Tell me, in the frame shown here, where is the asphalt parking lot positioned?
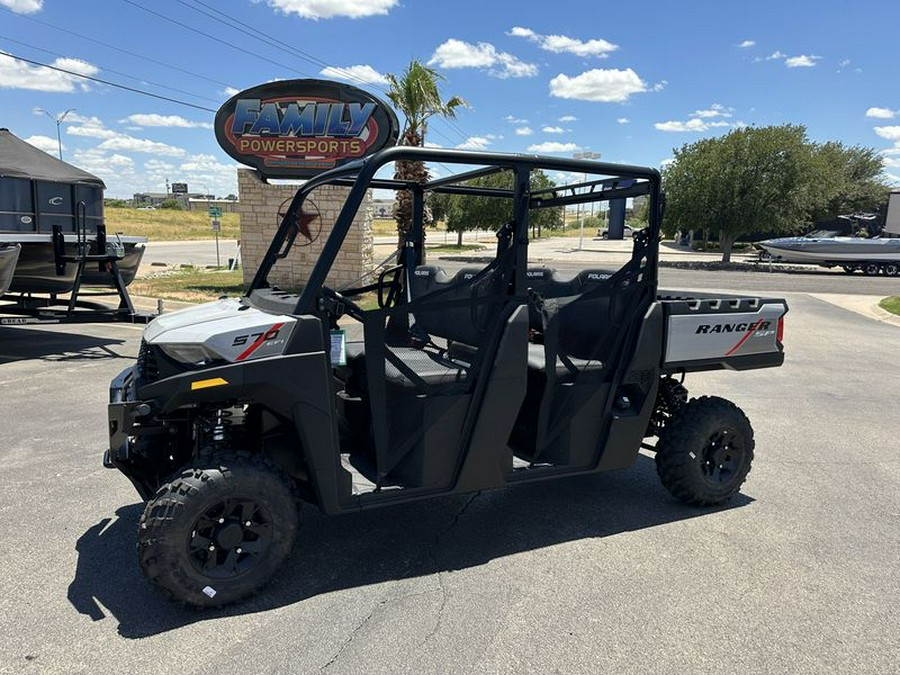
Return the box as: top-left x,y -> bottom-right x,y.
1,290 -> 898,674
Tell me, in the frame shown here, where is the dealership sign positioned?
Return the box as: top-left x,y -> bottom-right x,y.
214,79 -> 399,179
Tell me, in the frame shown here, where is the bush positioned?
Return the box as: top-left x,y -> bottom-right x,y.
158,199 -> 183,210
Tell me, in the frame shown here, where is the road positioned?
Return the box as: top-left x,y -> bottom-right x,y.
141,239 -> 239,268
0,290 -> 897,674
139,237 -> 900,296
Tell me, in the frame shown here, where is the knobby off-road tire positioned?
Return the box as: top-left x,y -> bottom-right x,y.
138,452 -> 300,607
655,396 -> 754,506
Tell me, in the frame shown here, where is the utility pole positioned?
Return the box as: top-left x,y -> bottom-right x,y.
35,107 -> 75,160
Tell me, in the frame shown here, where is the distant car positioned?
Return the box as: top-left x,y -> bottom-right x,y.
597,225 -> 634,239
136,206 -> 157,211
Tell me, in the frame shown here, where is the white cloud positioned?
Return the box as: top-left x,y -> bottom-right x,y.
527,141 -> 580,153
617,117 -> 629,124
72,149 -> 137,186
882,156 -> 900,169
265,0 -> 397,19
542,125 -> 565,134
0,52 -> 98,92
504,115 -> 528,123
222,86 -> 241,97
121,114 -> 213,129
515,126 -> 533,136
66,117 -> 119,139
455,136 -> 491,150
549,68 -> 650,103
145,159 -> 176,173
654,118 -> 732,132
319,64 -> 388,85
24,135 -> 61,154
866,107 -> 897,119
757,51 -> 820,68
429,39 -> 537,78
738,40 -> 756,48
98,135 -> 187,157
691,103 -> 733,118
785,54 -> 820,68
874,126 -> 900,142
558,115 -> 577,122
509,26 -> 618,58
0,0 -> 42,14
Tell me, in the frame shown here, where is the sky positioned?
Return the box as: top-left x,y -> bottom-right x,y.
1,0 -> 899,198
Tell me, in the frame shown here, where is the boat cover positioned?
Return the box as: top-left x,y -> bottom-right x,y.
0,128 -> 104,187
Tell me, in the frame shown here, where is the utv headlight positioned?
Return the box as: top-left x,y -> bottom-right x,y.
157,343 -> 220,366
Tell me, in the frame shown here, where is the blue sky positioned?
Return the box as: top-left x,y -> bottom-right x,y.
1,0 -> 899,197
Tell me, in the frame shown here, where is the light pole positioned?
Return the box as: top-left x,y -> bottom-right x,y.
34,108 -> 75,160
573,151 -> 601,250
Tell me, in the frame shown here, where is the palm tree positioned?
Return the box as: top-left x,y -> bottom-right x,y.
385,60 -> 466,246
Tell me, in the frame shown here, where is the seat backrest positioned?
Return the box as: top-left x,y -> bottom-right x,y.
536,268 -> 621,360
409,266 -> 500,346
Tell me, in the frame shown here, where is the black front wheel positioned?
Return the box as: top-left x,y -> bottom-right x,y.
655,396 -> 754,506
138,452 -> 300,607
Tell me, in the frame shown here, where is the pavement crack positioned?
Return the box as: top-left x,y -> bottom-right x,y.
421,491 -> 481,644
319,599 -> 386,673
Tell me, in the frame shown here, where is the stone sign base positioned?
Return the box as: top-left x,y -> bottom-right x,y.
236,168 -> 373,290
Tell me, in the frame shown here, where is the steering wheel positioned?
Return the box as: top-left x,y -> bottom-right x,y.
321,286 -> 366,321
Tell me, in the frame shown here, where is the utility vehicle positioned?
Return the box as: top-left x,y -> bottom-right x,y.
104,148 -> 787,607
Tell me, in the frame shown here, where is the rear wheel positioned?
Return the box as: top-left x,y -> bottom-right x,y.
862,263 -> 881,276
655,396 -> 754,506
841,265 -> 857,274
138,452 -> 300,607
882,263 -> 899,277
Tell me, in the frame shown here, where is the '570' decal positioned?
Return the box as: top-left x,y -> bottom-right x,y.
231,326 -> 282,347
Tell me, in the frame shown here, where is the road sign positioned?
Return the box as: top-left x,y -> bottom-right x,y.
211,219 -> 221,232
208,206 -> 222,218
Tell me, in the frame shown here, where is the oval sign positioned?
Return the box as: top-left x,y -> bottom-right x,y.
215,79 -> 399,179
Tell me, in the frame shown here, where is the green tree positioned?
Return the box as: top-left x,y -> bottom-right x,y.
385,60 -> 466,246
807,142 -> 890,224
158,199 -> 183,210
663,125 -> 817,262
442,170 -> 562,246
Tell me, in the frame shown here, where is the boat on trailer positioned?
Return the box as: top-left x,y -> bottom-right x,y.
756,236 -> 900,275
757,196 -> 900,276
0,128 -> 146,315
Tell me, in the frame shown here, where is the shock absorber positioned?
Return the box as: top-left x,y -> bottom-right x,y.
197,408 -> 234,451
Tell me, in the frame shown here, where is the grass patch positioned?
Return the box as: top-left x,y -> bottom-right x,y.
426,243 -> 487,254
879,296 -> 900,316
105,207 -> 241,241
130,268 -> 245,303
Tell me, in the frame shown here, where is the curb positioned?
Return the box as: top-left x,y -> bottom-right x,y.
809,293 -> 900,328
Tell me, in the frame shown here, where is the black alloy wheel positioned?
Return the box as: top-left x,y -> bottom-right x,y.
655,396 -> 755,506
138,452 -> 299,607
188,497 -> 274,580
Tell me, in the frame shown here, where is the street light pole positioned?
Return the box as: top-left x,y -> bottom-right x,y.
573,151 -> 601,250
35,108 -> 75,160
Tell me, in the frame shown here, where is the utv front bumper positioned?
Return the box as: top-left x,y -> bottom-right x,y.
104,365 -> 157,497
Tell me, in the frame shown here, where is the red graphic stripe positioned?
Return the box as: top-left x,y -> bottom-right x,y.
235,323 -> 284,362
724,320 -> 763,357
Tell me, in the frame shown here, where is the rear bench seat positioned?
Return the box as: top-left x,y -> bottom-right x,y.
342,264 -> 616,390
524,267 -> 614,380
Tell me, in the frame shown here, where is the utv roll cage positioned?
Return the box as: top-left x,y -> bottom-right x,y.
248,146 -> 662,313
